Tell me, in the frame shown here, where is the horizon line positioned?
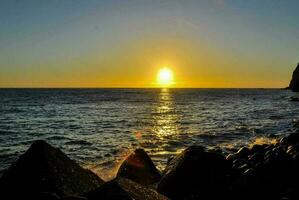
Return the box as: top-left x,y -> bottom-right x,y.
0,87 -> 285,90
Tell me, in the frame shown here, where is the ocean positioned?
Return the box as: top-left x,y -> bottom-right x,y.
0,88 -> 298,180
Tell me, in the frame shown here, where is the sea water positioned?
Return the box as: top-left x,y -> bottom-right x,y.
0,88 -> 298,179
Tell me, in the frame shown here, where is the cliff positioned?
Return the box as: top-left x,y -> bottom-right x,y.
289,63 -> 299,92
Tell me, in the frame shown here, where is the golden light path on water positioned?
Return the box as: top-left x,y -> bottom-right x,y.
142,88 -> 183,170
89,88 -> 182,181
153,88 -> 178,138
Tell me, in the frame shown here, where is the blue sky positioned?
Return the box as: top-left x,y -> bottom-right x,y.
0,0 -> 298,87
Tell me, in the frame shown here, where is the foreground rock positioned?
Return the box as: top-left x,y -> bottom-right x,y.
86,179 -> 133,200
117,149 -> 161,186
156,134 -> 299,200
158,146 -> 232,200
117,178 -> 168,200
0,140 -> 104,199
86,177 -> 168,200
3,133 -> 299,200
227,133 -> 299,200
289,63 -> 299,92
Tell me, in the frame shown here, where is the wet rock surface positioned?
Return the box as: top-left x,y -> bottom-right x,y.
86,179 -> 133,200
3,134 -> 299,199
116,177 -> 168,200
155,133 -> 299,200
117,148 -> 161,186
225,133 -> 299,200
86,177 -> 168,200
157,145 -> 232,200
0,140 -> 104,199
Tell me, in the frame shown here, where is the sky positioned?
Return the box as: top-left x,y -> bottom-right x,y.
0,0 -> 299,88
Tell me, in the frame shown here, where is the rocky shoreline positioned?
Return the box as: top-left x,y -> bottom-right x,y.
1,132 -> 299,200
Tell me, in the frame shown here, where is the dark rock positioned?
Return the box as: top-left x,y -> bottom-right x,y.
286,145 -> 299,156
0,140 -> 104,199
238,164 -> 249,173
250,144 -> 265,154
264,148 -> 292,181
116,178 -> 169,200
37,192 -> 61,200
248,152 -> 264,166
265,144 -> 275,151
207,147 -> 223,154
86,178 -> 168,200
230,144 -> 295,200
166,156 -> 174,165
243,168 -> 256,177
235,147 -> 250,159
280,133 -> 299,146
283,187 -> 299,200
61,196 -> 87,200
289,63 -> 299,92
226,153 -> 236,161
157,146 -> 231,200
230,167 -> 262,200
117,149 -> 161,186
232,158 -> 247,169
86,180 -> 133,200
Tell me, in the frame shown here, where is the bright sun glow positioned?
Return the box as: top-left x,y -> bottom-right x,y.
157,67 -> 174,87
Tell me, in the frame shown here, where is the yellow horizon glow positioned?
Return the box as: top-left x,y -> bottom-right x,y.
0,35 -> 290,89
157,67 -> 174,87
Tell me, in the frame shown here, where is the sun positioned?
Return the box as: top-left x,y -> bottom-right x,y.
157,67 -> 174,87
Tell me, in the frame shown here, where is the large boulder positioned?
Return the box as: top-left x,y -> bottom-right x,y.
0,140 -> 104,199
280,133 -> 299,146
117,178 -> 168,200
86,180 -> 133,200
117,149 -> 161,186
157,146 -> 232,200
86,178 -> 168,200
289,63 -> 299,92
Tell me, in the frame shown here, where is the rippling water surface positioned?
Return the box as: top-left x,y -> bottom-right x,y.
0,89 -> 298,179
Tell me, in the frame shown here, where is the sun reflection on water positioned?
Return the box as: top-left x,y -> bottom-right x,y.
153,88 -> 179,138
